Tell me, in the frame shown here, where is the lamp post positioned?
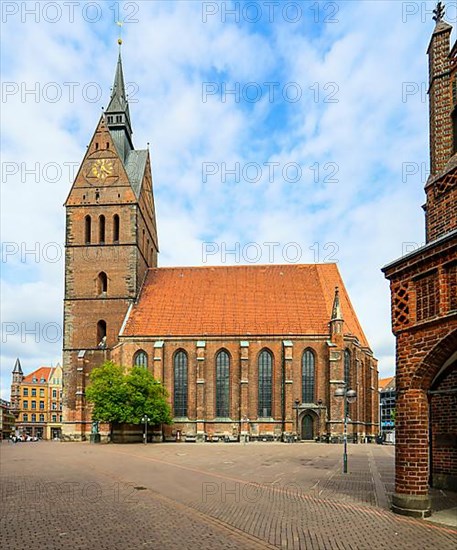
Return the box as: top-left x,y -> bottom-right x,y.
294,398 -> 300,441
141,415 -> 151,445
334,387 -> 357,473
242,415 -> 249,444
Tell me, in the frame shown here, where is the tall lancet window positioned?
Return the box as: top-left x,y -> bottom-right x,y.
84,215 -> 91,244
174,351 -> 188,418
215,350 -> 230,417
113,214 -> 120,243
302,350 -> 315,403
99,215 -> 106,244
258,350 -> 273,417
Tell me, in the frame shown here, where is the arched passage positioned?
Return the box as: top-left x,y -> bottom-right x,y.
393,328 -> 457,516
429,349 -> 457,491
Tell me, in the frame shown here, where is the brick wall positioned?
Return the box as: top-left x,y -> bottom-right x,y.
425,182 -> 457,242
112,336 -> 377,439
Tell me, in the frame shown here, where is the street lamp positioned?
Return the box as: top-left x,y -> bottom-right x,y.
242,415 -> 249,444
334,387 -> 357,473
294,398 -> 300,441
141,415 -> 151,445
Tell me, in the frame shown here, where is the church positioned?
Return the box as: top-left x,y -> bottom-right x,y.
62,45 -> 378,443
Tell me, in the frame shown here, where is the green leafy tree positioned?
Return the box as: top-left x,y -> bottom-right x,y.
125,367 -> 172,426
86,361 -> 172,439
86,361 -> 130,432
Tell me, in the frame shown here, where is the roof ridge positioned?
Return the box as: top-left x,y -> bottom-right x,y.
150,263 -> 338,271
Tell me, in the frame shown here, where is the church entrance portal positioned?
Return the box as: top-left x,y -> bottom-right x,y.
301,414 -> 314,440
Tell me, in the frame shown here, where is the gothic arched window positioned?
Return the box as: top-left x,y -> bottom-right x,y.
174,351 -> 188,417
215,350 -> 230,417
97,320 -> 106,347
344,349 -> 351,386
258,350 -> 273,417
302,350 -> 315,403
113,214 -> 120,243
84,215 -> 91,244
99,215 -> 105,244
97,272 -> 107,295
133,350 -> 148,369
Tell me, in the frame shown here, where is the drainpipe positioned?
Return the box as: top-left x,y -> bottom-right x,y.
281,345 -> 285,439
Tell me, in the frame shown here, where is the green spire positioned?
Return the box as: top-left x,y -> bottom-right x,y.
105,51 -> 131,130
105,47 -> 134,162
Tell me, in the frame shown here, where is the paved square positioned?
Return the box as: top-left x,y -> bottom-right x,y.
1,441 -> 456,549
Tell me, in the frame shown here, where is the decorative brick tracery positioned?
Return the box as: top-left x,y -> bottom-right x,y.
392,282 -> 410,329
415,272 -> 439,321
434,167 -> 457,197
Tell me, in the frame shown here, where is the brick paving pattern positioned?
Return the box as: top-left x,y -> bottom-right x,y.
1,442 -> 456,549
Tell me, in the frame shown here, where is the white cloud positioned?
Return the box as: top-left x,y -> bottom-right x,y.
1,0 -> 441,396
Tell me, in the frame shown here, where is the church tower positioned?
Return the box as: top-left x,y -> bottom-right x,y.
10,358 -> 24,415
62,45 -> 159,440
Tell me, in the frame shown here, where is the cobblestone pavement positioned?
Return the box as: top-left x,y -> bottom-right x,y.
1,442 -> 456,549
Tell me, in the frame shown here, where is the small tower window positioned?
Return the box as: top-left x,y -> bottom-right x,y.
113,214 -> 120,243
95,142 -> 99,150
84,215 -> 91,244
106,142 -> 109,149
116,115 -> 122,123
107,116 -> 113,124
97,272 -> 108,295
99,215 -> 105,244
97,320 -> 107,348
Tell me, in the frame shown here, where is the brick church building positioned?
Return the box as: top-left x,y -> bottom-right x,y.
62,46 -> 378,443
383,4 -> 457,518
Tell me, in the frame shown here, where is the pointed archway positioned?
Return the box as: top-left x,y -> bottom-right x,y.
301,414 -> 314,440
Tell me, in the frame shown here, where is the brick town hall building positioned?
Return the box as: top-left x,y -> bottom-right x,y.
62,46 -> 378,443
383,4 -> 457,518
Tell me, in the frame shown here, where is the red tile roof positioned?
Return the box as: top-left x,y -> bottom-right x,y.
22,367 -> 52,384
122,264 -> 370,347
379,376 -> 395,390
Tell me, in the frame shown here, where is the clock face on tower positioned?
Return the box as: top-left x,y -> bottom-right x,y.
85,156 -> 119,185
92,158 -> 113,180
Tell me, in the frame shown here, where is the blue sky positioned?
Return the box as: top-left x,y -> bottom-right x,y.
0,0 -> 446,398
